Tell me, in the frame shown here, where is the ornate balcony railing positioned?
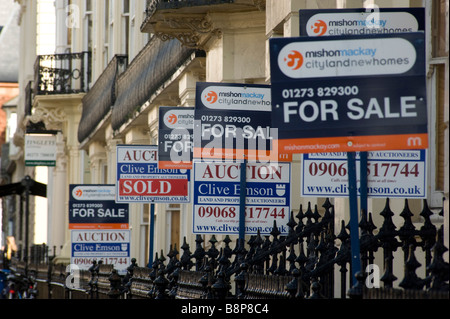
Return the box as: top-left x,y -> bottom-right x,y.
78,54 -> 128,143
33,52 -> 91,95
142,0 -> 265,47
145,0 -> 236,16
111,36 -> 204,131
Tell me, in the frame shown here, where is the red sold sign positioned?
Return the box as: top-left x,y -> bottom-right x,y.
116,145 -> 191,203
118,179 -> 188,196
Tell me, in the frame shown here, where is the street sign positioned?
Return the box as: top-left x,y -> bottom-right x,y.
158,106 -> 194,169
193,160 -> 291,235
116,145 -> 190,203
299,7 -> 425,37
301,150 -> 427,198
269,32 -> 427,154
71,229 -> 130,275
69,185 -> 129,229
194,82 -> 290,162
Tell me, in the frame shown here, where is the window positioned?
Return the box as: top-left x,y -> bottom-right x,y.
122,0 -> 130,56
83,0 -> 93,86
84,0 -> 93,52
428,0 -> 448,207
103,0 -> 113,68
141,203 -> 151,266
166,204 -> 181,252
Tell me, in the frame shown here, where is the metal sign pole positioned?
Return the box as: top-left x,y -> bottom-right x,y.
347,152 -> 362,285
239,158 -> 247,242
147,202 -> 155,268
360,151 -> 368,219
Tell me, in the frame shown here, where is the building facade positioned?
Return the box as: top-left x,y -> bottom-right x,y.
5,0 -> 448,283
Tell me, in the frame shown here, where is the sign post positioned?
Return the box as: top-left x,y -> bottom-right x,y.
238,158 -> 247,241
148,202 -> 155,267
347,152 -> 362,284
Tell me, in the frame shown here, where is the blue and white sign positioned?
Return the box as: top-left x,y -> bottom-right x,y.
299,7 -> 425,37
70,230 -> 131,275
269,32 -> 427,154
193,160 -> 291,235
69,184 -> 129,229
194,82 -> 286,162
301,150 -> 427,198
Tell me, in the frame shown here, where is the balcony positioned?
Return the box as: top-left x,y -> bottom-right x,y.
33,52 -> 91,96
111,36 -> 205,132
141,0 -> 265,48
78,55 -> 128,144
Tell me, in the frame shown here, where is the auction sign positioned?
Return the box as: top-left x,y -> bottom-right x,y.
116,145 -> 190,203
301,150 -> 426,198
193,160 -> 291,235
269,32 -> 427,154
69,184 -> 129,229
71,229 -> 130,275
194,82 -> 290,162
299,7 -> 424,37
158,106 -> 194,169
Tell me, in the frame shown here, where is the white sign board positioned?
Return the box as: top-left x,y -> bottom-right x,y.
24,134 -> 57,166
116,145 -> 190,203
301,150 -> 426,198
71,229 -> 130,275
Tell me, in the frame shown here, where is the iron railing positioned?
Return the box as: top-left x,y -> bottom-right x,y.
78,54 -> 128,143
33,52 -> 91,95
8,198 -> 448,300
145,0 -> 235,17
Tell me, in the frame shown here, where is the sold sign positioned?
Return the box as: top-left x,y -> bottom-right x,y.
116,145 -> 190,203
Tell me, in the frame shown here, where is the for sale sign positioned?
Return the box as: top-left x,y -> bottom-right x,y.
301,150 -> 426,198
116,145 -> 190,203
194,82 -> 291,162
269,33 -> 427,154
69,184 -> 129,229
71,230 -> 130,275
158,106 -> 194,169
193,160 -> 291,235
299,7 -> 425,37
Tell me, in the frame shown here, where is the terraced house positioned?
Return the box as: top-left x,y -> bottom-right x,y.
1,0 -> 448,299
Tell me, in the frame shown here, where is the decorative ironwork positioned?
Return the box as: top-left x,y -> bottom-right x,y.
111,37 -> 204,131
78,54 -> 128,143
33,52 -> 91,95
7,198 -> 449,300
145,0 -> 236,18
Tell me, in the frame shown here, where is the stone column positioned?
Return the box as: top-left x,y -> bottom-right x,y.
49,132 -> 68,259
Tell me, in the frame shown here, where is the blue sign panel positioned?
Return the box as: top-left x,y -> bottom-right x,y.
194,82 -> 281,161
269,32 -> 427,154
69,184 -> 129,229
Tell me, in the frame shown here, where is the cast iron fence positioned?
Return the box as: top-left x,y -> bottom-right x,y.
6,198 -> 449,299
